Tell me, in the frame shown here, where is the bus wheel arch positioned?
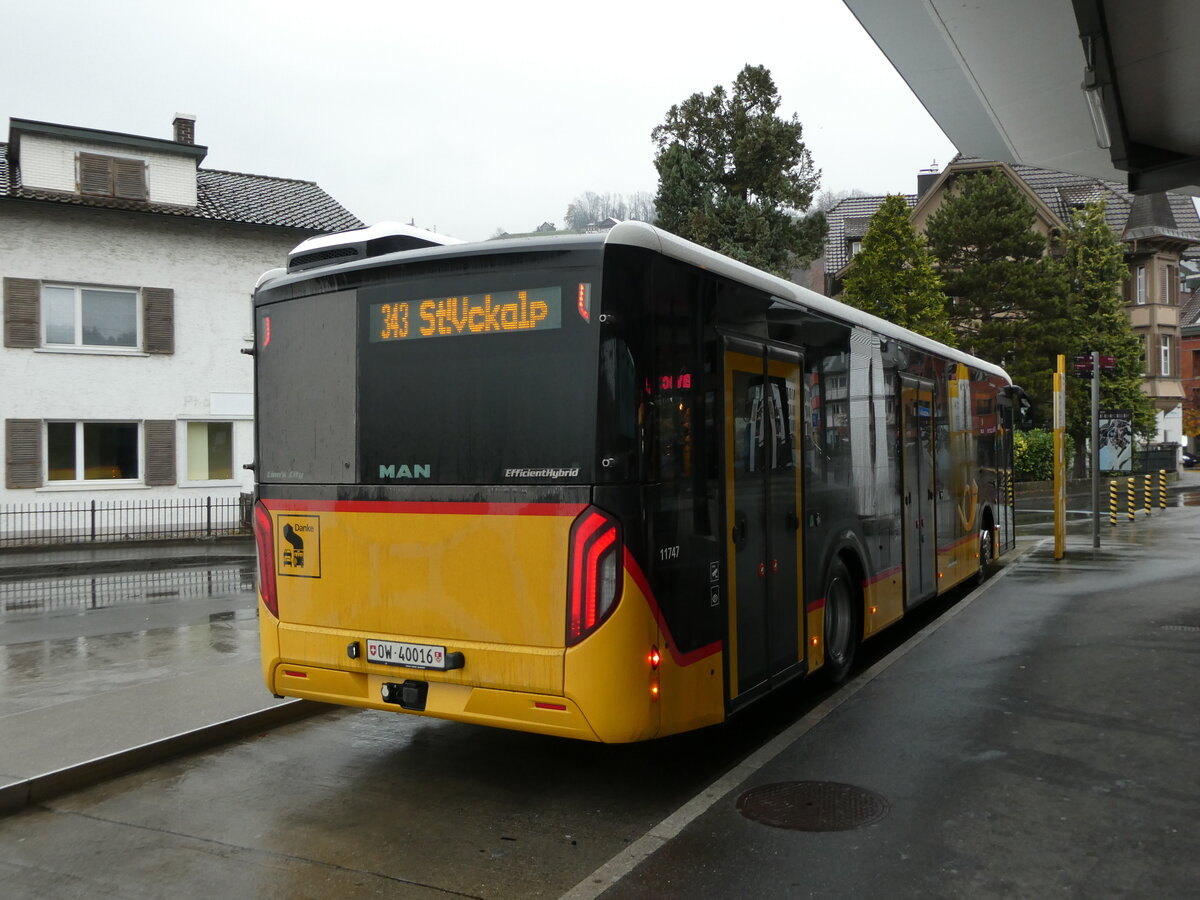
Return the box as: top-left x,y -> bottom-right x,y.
821,549 -> 862,684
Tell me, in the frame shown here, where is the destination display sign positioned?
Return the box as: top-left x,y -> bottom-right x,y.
369,286 -> 562,342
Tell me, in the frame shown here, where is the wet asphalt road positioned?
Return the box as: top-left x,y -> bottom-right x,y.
0,473 -> 1198,897
0,555 -> 975,897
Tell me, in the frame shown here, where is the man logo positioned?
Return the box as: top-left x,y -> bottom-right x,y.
379,464 -> 431,479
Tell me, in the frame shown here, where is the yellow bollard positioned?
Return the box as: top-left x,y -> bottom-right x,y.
1144,473 -> 1152,516
1109,480 -> 1118,526
1127,477 -> 1136,521
1160,469 -> 1167,509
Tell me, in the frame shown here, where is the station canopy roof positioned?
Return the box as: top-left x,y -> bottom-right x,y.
843,0 -> 1200,196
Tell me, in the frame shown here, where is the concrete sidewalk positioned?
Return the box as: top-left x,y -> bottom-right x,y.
0,535 -> 255,578
587,499 -> 1200,898
0,537 -> 307,809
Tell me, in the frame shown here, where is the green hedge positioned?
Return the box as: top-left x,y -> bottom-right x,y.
1013,428 -> 1074,482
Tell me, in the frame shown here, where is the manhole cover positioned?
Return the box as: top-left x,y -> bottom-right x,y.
736,781 -> 890,831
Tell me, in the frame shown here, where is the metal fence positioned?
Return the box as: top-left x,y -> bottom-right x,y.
0,495 -> 252,547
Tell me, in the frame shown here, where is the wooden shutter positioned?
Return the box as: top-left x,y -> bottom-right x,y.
143,288 -> 174,354
114,157 -> 148,200
143,420 -> 176,486
4,277 -> 40,348
78,152 -> 115,196
5,419 -> 42,489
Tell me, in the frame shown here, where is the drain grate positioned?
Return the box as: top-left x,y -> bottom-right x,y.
736,781 -> 890,831
1161,624 -> 1200,633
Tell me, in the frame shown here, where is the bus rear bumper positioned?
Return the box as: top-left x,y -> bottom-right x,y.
269,663 -> 603,741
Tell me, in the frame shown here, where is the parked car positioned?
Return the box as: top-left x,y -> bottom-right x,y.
1183,450 -> 1197,469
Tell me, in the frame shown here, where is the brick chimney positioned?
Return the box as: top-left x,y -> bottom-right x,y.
173,114 -> 196,145
917,161 -> 940,198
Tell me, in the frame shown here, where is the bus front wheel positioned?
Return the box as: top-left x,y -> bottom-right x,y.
822,557 -> 859,684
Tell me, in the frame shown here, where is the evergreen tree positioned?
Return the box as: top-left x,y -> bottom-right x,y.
651,64 -> 825,277
926,169 -> 1069,427
1059,200 -> 1157,470
840,194 -> 953,343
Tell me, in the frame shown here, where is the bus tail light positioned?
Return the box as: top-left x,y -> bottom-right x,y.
253,501 -> 279,618
566,506 -> 622,646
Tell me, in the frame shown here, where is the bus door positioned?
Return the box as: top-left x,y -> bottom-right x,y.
724,345 -> 804,704
901,376 -> 937,604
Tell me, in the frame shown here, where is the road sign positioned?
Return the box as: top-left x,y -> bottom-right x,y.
1072,354 -> 1117,375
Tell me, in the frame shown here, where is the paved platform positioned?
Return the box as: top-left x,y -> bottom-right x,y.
579,489 -> 1200,898
0,537 -> 288,796
0,535 -> 254,578
2,475 -> 1199,899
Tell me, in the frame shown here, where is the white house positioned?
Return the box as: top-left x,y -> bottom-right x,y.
1,115 -> 361,523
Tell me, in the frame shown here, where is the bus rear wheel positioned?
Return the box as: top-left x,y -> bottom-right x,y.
822,557 -> 859,684
975,521 -> 994,586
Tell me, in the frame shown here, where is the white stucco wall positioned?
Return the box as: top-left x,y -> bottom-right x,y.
1,202 -> 309,506
18,133 -> 199,207
1157,404 -> 1183,448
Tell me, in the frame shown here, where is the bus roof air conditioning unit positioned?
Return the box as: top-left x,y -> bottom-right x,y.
287,222 -> 465,273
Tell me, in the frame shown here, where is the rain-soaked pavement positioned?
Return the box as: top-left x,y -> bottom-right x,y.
0,553 -> 294,783
0,473 -> 1197,897
0,563 -> 257,717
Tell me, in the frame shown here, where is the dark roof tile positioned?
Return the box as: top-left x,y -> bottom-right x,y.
0,143 -> 360,233
821,158 -> 1200,283
823,195 -> 914,274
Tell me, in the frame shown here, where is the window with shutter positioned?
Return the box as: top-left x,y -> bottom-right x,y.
143,288 -> 175,354
114,157 -> 148,200
42,284 -> 138,349
4,278 -> 40,348
5,419 -> 42,489
78,152 -> 147,200
144,420 -> 177,486
79,153 -> 115,196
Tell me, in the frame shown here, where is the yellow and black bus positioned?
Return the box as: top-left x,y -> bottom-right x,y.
251,221 -> 1017,743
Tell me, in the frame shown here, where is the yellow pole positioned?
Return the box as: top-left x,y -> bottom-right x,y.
1160,470 -> 1167,509
1127,477 -> 1135,521
1053,355 -> 1066,559
1109,480 -> 1117,526
1144,473 -> 1152,516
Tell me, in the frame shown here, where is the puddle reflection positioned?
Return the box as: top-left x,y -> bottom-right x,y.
0,607 -> 260,713
0,565 -> 256,620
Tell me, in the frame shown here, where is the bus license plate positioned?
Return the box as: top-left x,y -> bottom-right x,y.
366,639 -> 447,670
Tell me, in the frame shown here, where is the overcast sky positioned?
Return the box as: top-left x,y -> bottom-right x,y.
3,0 -> 957,243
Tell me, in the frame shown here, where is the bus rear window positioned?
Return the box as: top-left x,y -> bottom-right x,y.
357,261 -> 601,485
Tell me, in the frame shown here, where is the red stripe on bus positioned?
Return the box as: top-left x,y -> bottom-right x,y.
936,534 -> 978,554
624,551 -> 722,667
806,598 -> 825,612
261,499 -> 587,517
863,565 -> 902,587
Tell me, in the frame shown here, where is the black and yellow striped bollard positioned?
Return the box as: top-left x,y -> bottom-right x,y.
1159,469 -> 1167,510
1109,480 -> 1118,526
1144,473 -> 1152,516
1127,477 -> 1136,521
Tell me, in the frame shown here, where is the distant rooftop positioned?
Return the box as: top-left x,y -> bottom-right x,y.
823,157 -> 1200,280
0,116 -> 361,233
